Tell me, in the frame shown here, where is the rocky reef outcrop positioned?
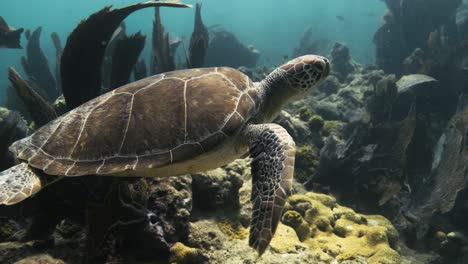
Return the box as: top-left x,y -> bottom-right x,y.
205,29 -> 260,68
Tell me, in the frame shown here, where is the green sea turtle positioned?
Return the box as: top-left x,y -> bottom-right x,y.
0,54 -> 330,254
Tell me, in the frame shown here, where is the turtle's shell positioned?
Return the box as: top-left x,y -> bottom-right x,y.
10,67 -> 259,176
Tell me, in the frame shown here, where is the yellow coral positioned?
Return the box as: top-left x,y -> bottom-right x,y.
269,223 -> 308,254
15,254 -> 65,264
217,219 -> 248,240
283,192 -> 401,263
169,242 -> 204,264
282,210 -> 311,241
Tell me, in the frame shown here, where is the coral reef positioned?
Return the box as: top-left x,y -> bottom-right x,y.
191,168 -> 243,212
294,145 -> 319,183
169,242 -> 207,264
146,176 -> 193,248
283,193 -> 400,263
374,0 -> 462,75
330,43 -> 356,82
0,107 -> 27,170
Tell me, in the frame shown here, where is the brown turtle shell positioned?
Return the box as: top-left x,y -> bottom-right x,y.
10,67 -> 258,176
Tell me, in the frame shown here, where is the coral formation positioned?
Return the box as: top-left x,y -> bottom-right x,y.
191,168 -> 243,212
169,242 -> 207,264
330,43 -> 355,82
283,193 -> 401,264
294,145 -> 319,183
0,107 -> 27,170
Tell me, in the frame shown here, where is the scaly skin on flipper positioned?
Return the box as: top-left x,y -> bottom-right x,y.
0,163 -> 59,205
245,124 -> 295,255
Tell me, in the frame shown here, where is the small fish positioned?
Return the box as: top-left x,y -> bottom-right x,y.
336,15 -> 345,21
365,12 -> 376,17
0,16 -> 24,49
283,54 -> 289,61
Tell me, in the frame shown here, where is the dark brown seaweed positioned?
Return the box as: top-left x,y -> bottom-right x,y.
60,1 -> 191,109
8,67 -> 57,127
187,3 -> 208,68
110,32 -> 146,89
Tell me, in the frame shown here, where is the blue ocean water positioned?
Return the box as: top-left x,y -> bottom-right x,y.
0,0 -> 385,105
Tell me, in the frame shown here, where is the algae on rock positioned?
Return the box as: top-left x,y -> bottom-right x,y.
282,192 -> 401,264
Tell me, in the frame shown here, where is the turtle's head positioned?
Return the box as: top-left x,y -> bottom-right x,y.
279,55 -> 330,96
259,55 -> 330,121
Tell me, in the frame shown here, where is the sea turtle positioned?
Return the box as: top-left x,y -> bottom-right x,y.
0,54 -> 330,254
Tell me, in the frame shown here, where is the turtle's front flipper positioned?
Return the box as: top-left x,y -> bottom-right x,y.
0,163 -> 54,205
244,123 -> 296,255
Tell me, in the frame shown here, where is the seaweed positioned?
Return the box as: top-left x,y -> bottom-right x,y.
374,0 -> 462,75
408,95 -> 468,224
51,32 -> 63,93
133,59 -> 148,81
110,32 -> 146,89
151,7 -> 175,74
0,16 -> 23,49
102,23 -> 127,91
187,3 -> 209,68
60,1 -> 191,109
21,27 -> 58,101
7,67 -> 57,127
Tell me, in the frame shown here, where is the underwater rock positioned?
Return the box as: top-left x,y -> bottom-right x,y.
0,16 -> 23,49
282,193 -> 401,263
330,42 -> 355,82
146,176 -> 193,248
374,0 -> 462,75
273,111 -> 311,145
0,107 -> 27,170
407,95 -> 468,233
402,48 -> 430,75
21,27 -> 59,101
188,219 -> 319,264
205,29 -> 260,68
187,3 -> 209,68
318,75 -> 341,95
60,1 -> 190,109
191,168 -> 243,212
294,145 -> 319,184
310,90 -> 417,210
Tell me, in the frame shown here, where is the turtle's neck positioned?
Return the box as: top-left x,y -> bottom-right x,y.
257,68 -> 296,122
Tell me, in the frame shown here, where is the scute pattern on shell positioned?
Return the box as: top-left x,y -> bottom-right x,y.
9,67 -> 259,177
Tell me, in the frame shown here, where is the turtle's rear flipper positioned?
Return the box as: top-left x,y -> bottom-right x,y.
0,163 -> 43,205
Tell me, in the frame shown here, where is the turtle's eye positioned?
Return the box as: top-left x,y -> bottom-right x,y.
148,213 -> 158,225
314,62 -> 324,72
